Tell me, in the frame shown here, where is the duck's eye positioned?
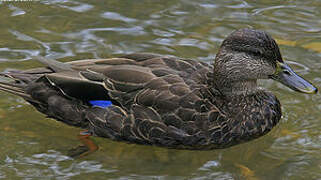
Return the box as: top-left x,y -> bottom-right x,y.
252,51 -> 261,56
280,66 -> 291,75
249,48 -> 263,56
283,69 -> 291,75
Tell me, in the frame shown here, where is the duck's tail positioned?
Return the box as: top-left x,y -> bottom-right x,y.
0,56 -> 59,103
0,72 -> 41,104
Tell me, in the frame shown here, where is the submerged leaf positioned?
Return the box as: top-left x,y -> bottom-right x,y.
235,163 -> 258,180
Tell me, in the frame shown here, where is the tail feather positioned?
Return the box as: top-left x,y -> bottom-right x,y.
0,72 -> 40,84
0,86 -> 31,100
0,83 -> 25,93
0,73 -> 41,104
0,80 -> 25,89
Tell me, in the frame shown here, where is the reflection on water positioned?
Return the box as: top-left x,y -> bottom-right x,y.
0,0 -> 320,179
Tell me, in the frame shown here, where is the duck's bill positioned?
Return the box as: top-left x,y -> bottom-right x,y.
270,62 -> 318,94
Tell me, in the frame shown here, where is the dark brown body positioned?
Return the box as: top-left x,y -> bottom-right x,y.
1,53 -> 281,149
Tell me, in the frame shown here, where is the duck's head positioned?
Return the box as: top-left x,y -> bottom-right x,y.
213,28 -> 318,95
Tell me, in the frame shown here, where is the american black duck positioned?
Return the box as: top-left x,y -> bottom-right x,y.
0,28 -> 317,150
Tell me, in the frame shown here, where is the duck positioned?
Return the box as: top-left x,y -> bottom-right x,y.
0,28 -> 317,150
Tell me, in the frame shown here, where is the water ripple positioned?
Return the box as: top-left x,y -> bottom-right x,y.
101,12 -> 137,23
8,5 -> 26,17
42,0 -> 94,13
2,150 -> 115,179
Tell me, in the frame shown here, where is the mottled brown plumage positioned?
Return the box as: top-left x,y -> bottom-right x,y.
0,28 -> 317,149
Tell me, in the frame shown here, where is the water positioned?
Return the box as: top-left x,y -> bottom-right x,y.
0,0 -> 320,179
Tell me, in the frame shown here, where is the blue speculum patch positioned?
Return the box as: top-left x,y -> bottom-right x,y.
89,100 -> 112,108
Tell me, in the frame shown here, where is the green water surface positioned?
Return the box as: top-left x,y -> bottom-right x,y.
0,0 -> 320,179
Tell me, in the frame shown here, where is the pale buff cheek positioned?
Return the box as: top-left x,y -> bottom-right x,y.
257,61 -> 275,79
236,57 -> 275,79
222,57 -> 260,80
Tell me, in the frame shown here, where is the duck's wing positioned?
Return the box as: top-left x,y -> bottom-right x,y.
2,53 -> 214,115
85,53 -> 213,109
38,53 -> 211,106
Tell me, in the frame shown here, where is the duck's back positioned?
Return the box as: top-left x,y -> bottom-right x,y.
95,54 -> 213,108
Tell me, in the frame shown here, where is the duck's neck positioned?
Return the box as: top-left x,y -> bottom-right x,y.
212,49 -> 261,97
